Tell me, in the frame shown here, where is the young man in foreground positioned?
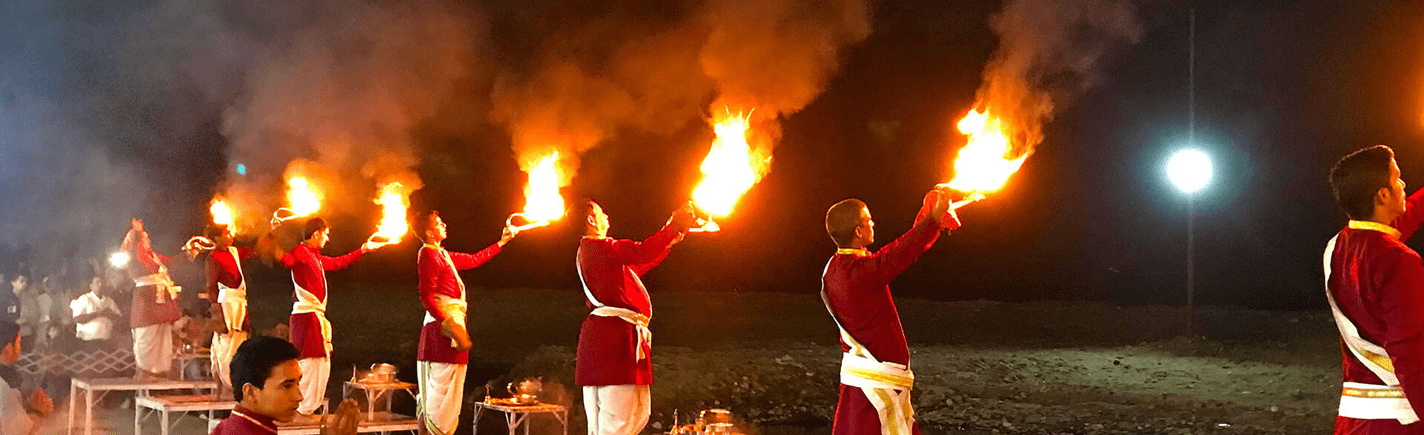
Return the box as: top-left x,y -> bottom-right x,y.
210,336 -> 359,435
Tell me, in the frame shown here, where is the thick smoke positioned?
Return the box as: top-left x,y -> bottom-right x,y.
489,0 -> 872,185
221,0 -> 487,232
975,0 -> 1143,155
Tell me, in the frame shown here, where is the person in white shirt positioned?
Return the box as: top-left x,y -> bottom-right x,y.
70,277 -> 120,349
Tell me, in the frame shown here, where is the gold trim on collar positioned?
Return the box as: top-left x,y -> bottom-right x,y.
836,248 -> 870,256
1349,220 -> 1402,240
423,243 -> 442,250
231,410 -> 278,434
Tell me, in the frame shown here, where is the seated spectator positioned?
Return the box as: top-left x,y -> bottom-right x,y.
0,320 -> 53,434
71,276 -> 121,351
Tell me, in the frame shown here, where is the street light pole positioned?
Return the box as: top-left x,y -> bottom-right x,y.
1187,193 -> 1195,334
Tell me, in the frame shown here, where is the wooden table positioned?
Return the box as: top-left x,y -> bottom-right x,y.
343,380 -> 418,420
276,411 -> 420,434
67,377 -> 217,435
134,394 -> 236,435
471,402 -> 568,435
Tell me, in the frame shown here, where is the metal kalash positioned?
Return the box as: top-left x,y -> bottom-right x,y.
666,409 -> 744,435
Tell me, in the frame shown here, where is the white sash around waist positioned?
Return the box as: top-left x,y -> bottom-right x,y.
821,257 -> 915,435
134,269 -> 181,303
590,306 -> 651,361
1325,233 -> 1420,424
292,282 -> 332,354
217,247 -> 248,303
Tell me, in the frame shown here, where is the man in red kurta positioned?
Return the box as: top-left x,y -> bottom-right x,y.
276,217 -> 387,415
413,211 -> 517,435
576,200 -> 698,435
821,188 -> 959,435
204,224 -> 256,397
210,336 -> 360,435
1326,145 -> 1424,434
121,219 -> 184,379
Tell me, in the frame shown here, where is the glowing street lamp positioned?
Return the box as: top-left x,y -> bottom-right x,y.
1167,148 -> 1212,333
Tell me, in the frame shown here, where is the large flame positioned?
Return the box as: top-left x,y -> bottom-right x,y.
210,199 -> 235,228
521,153 -> 566,224
373,182 -> 410,242
692,112 -> 764,217
286,177 -> 322,217
946,109 -> 1027,193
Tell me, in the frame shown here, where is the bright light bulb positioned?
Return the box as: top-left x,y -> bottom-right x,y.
1167,149 -> 1213,194
109,252 -> 130,268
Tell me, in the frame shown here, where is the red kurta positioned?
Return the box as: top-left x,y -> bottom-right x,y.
128,244 -> 181,328
209,406 -> 278,435
206,246 -> 255,332
279,244 -> 364,359
417,243 -> 502,364
574,223 -> 684,386
823,213 -> 949,435
1332,189 -> 1424,435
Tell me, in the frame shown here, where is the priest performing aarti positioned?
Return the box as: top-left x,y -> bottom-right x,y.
821,187 -> 960,435
119,218 -> 185,380
575,200 -> 701,435
201,223 -> 257,398
1324,145 -> 1424,434
272,217 -> 391,416
412,210 -> 519,435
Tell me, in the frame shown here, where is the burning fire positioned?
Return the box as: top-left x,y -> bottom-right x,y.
286,177 -> 322,217
515,153 -> 565,229
373,182 -> 410,242
945,109 -> 1027,193
210,199 -> 235,228
691,112 -> 765,220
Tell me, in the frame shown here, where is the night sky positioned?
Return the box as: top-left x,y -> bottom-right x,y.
3,0 -> 1423,310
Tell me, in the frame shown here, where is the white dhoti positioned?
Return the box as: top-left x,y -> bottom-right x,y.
417,361 -> 467,435
211,281 -> 249,390
297,357 -> 330,415
132,323 -> 174,375
209,331 -> 248,389
582,385 -> 650,435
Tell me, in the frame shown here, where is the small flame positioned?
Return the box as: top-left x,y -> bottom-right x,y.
520,153 -> 566,224
210,199 -> 235,228
692,112 -> 764,217
373,183 -> 410,242
946,109 -> 1027,193
286,177 -> 322,217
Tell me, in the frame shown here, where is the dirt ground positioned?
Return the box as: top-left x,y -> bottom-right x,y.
41,287 -> 1344,435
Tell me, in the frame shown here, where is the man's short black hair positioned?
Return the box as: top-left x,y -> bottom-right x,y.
413,211 -> 440,242
825,198 -> 868,247
1330,145 -> 1396,220
230,336 -> 300,402
204,224 -> 230,240
571,200 -> 599,233
302,217 -> 329,241
0,320 -> 16,348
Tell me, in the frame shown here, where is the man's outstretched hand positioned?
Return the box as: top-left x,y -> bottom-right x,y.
320,399 -> 360,435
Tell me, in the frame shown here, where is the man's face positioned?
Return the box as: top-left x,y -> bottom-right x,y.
244,359 -> 304,422
90,277 -> 104,296
11,276 -> 26,292
855,207 -> 875,245
217,228 -> 235,247
427,216 -> 448,242
587,203 -> 610,236
1385,158 -> 1408,219
308,228 -> 331,249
